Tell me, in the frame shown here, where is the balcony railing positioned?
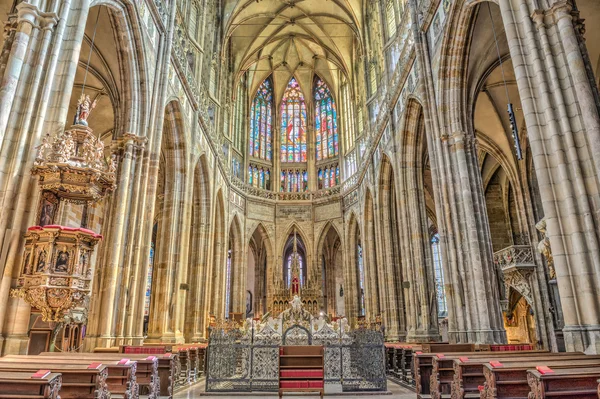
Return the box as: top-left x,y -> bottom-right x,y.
493,245 -> 536,272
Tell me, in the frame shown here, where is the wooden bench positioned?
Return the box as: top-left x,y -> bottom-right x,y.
39,352 -> 159,399
0,362 -> 109,398
3,355 -> 137,399
481,357 -> 600,399
0,371 -> 62,399
449,352 -> 592,399
415,345 -> 477,397
527,366 -> 600,399
119,345 -> 178,397
418,349 -> 551,399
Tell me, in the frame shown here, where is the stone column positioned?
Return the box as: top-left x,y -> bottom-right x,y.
396,104 -> 440,342
498,0 -> 600,352
94,136 -> 137,347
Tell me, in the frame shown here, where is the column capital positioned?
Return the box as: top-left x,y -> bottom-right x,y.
16,3 -> 58,29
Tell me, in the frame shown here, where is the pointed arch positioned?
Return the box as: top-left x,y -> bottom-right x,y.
248,223 -> 273,317
209,189 -> 227,319
363,188 -> 380,317
316,222 -> 343,316
377,154 -> 406,339
145,100 -> 189,341
186,154 -> 212,340
226,214 -> 244,318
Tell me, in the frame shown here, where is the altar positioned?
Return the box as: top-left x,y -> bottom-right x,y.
205,296 -> 386,392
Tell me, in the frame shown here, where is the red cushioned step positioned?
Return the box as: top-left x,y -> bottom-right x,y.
280,369 -> 324,379
308,381 -> 324,388
280,381 -> 301,389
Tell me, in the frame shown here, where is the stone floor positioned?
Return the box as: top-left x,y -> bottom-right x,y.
173,379 -> 416,398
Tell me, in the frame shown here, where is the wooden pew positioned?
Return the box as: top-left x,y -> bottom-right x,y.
117,346 -> 178,398
3,355 -> 137,399
481,357 -> 600,399
420,349 -> 552,399
527,366 -> 600,399
0,371 -> 62,399
450,352 -> 594,399
39,352 -> 159,399
415,345 -> 476,398
0,362 -> 109,398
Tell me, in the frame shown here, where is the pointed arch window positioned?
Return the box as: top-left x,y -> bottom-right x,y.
431,233 -> 448,317
249,78 -> 273,161
225,248 -> 232,319
287,254 -> 304,287
357,242 -> 366,317
314,77 -> 339,161
280,78 -> 307,163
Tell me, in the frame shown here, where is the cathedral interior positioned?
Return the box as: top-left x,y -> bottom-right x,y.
1,0 -> 600,395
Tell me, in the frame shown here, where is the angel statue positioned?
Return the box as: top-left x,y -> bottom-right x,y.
35,133 -> 52,163
536,217 -> 556,280
74,94 -> 98,126
107,154 -> 118,175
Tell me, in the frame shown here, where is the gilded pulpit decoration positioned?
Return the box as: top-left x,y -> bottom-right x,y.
12,104 -> 115,324
536,217 -> 556,280
10,225 -> 102,322
32,123 -> 116,203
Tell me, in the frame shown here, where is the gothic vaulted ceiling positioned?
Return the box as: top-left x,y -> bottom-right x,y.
224,0 -> 363,102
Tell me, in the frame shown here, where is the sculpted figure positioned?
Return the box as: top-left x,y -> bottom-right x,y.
536,217 -> 556,279
35,133 -> 52,162
94,138 -> 105,169
55,131 -> 75,162
75,94 -> 98,126
108,153 -> 118,174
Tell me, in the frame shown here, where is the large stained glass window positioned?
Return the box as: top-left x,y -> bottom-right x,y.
314,77 -> 338,160
280,78 -> 307,162
249,78 -> 273,161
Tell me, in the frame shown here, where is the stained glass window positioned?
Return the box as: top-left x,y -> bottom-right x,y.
317,164 -> 340,189
287,254 -> 304,287
281,169 -> 308,192
249,78 -> 273,161
357,243 -> 365,316
314,77 -> 339,161
431,234 -> 447,317
280,78 -> 307,163
225,249 -> 232,318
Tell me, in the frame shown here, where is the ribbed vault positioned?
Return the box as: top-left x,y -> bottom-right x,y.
225,0 -> 363,100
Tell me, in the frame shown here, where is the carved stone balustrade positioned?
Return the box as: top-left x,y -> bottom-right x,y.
493,245 -> 537,307
493,245 -> 536,273
10,225 -> 102,322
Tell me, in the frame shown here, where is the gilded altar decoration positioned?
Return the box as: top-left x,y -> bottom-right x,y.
10,225 -> 102,322
271,230 -> 321,316
32,124 -> 116,203
536,217 -> 556,279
